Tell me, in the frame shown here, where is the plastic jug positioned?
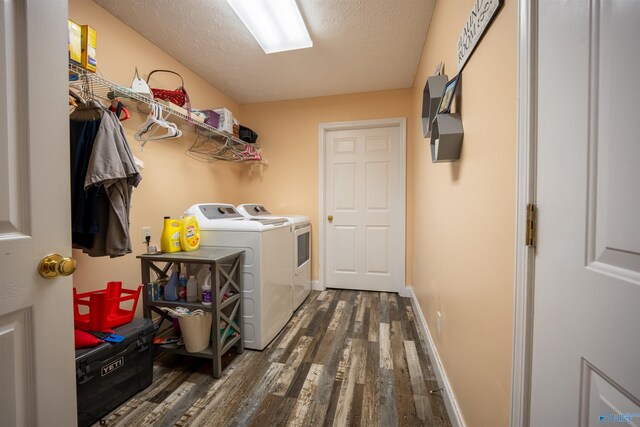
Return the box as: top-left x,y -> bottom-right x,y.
164,267 -> 179,302
180,209 -> 200,251
160,216 -> 181,253
186,275 -> 198,302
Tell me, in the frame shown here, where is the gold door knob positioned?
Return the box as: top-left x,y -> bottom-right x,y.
327,215 -> 334,223
38,254 -> 77,279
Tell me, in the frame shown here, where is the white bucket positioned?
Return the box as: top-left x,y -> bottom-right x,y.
178,312 -> 212,353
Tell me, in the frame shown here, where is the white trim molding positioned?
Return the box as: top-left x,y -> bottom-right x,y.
511,0 -> 538,426
398,285 -> 412,298
406,286 -> 466,427
317,118 -> 407,294
311,280 -> 324,291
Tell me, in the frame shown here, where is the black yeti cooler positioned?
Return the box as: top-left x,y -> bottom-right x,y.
75,317 -> 155,427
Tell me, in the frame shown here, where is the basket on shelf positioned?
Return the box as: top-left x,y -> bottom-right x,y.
178,312 -> 212,353
73,282 -> 142,331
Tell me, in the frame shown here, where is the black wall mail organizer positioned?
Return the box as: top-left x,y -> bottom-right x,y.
422,75 -> 448,137
429,73 -> 464,163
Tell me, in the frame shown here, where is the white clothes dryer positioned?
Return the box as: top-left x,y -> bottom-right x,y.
237,204 -> 311,310
190,203 -> 293,350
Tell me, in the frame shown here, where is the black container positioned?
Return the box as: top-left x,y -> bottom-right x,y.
75,318 -> 155,427
239,125 -> 258,143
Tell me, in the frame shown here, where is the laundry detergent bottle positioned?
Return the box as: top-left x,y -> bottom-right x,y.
164,265 -> 179,302
161,216 -> 182,253
180,209 -> 200,251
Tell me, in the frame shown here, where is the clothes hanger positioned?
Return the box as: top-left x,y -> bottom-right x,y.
228,139 -> 249,161
69,90 -> 83,107
109,98 -> 130,121
136,104 -> 169,138
138,124 -> 183,148
135,104 -> 182,145
220,136 -> 261,161
135,104 -> 160,138
237,144 -> 262,161
70,77 -> 105,121
153,104 -> 179,131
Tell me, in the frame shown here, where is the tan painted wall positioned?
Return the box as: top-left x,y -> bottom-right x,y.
408,0 -> 517,426
237,90 -> 413,281
69,0 -> 248,305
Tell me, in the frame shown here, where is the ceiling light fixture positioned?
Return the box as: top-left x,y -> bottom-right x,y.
226,0 -> 313,54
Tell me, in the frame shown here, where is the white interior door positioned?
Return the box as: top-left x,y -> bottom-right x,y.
531,1 -> 640,425
0,0 -> 76,425
323,122 -> 403,292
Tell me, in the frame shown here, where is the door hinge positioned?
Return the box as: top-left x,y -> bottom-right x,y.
526,203 -> 537,247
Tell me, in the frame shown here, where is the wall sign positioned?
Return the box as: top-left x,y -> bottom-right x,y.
457,0 -> 503,71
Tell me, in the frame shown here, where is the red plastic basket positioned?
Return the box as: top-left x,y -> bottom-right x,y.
73,282 -> 142,331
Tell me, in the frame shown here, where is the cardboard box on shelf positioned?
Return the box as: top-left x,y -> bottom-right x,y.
81,25 -> 97,72
213,108 -> 235,134
68,20 -> 82,65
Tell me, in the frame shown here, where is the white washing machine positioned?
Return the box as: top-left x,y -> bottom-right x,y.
237,204 -> 311,310
190,203 -> 293,350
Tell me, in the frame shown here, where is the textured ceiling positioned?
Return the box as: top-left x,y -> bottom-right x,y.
94,0 -> 435,104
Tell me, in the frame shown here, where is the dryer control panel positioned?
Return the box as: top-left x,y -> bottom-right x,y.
238,204 -> 271,216
196,204 -> 243,220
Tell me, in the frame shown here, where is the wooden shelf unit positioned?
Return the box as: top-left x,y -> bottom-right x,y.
138,247 -> 244,378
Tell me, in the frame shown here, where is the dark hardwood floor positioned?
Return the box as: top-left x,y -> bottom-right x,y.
96,290 -> 452,426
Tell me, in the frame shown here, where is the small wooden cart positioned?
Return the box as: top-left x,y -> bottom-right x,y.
138,247 -> 244,378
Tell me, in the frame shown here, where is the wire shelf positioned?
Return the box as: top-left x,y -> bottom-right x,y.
68,64 -> 262,162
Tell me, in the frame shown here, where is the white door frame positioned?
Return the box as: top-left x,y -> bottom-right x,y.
318,117 -> 407,293
511,0 -> 537,425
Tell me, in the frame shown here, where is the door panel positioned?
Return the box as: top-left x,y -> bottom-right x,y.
366,162 -> 389,210
365,226 -> 389,274
334,163 -> 356,210
0,308 -> 34,426
581,361 -> 640,427
325,125 -> 400,291
0,0 -> 29,237
0,0 -> 76,425
532,1 -> 640,425
334,137 -> 356,154
334,226 -> 356,272
588,0 -> 640,278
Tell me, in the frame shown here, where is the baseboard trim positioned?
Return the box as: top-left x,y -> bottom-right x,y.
406,286 -> 466,427
398,284 -> 412,298
311,280 -> 324,291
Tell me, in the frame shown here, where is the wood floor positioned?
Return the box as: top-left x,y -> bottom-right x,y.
96,290 -> 452,427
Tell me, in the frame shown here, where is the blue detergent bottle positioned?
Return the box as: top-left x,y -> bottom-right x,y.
164,266 -> 179,302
